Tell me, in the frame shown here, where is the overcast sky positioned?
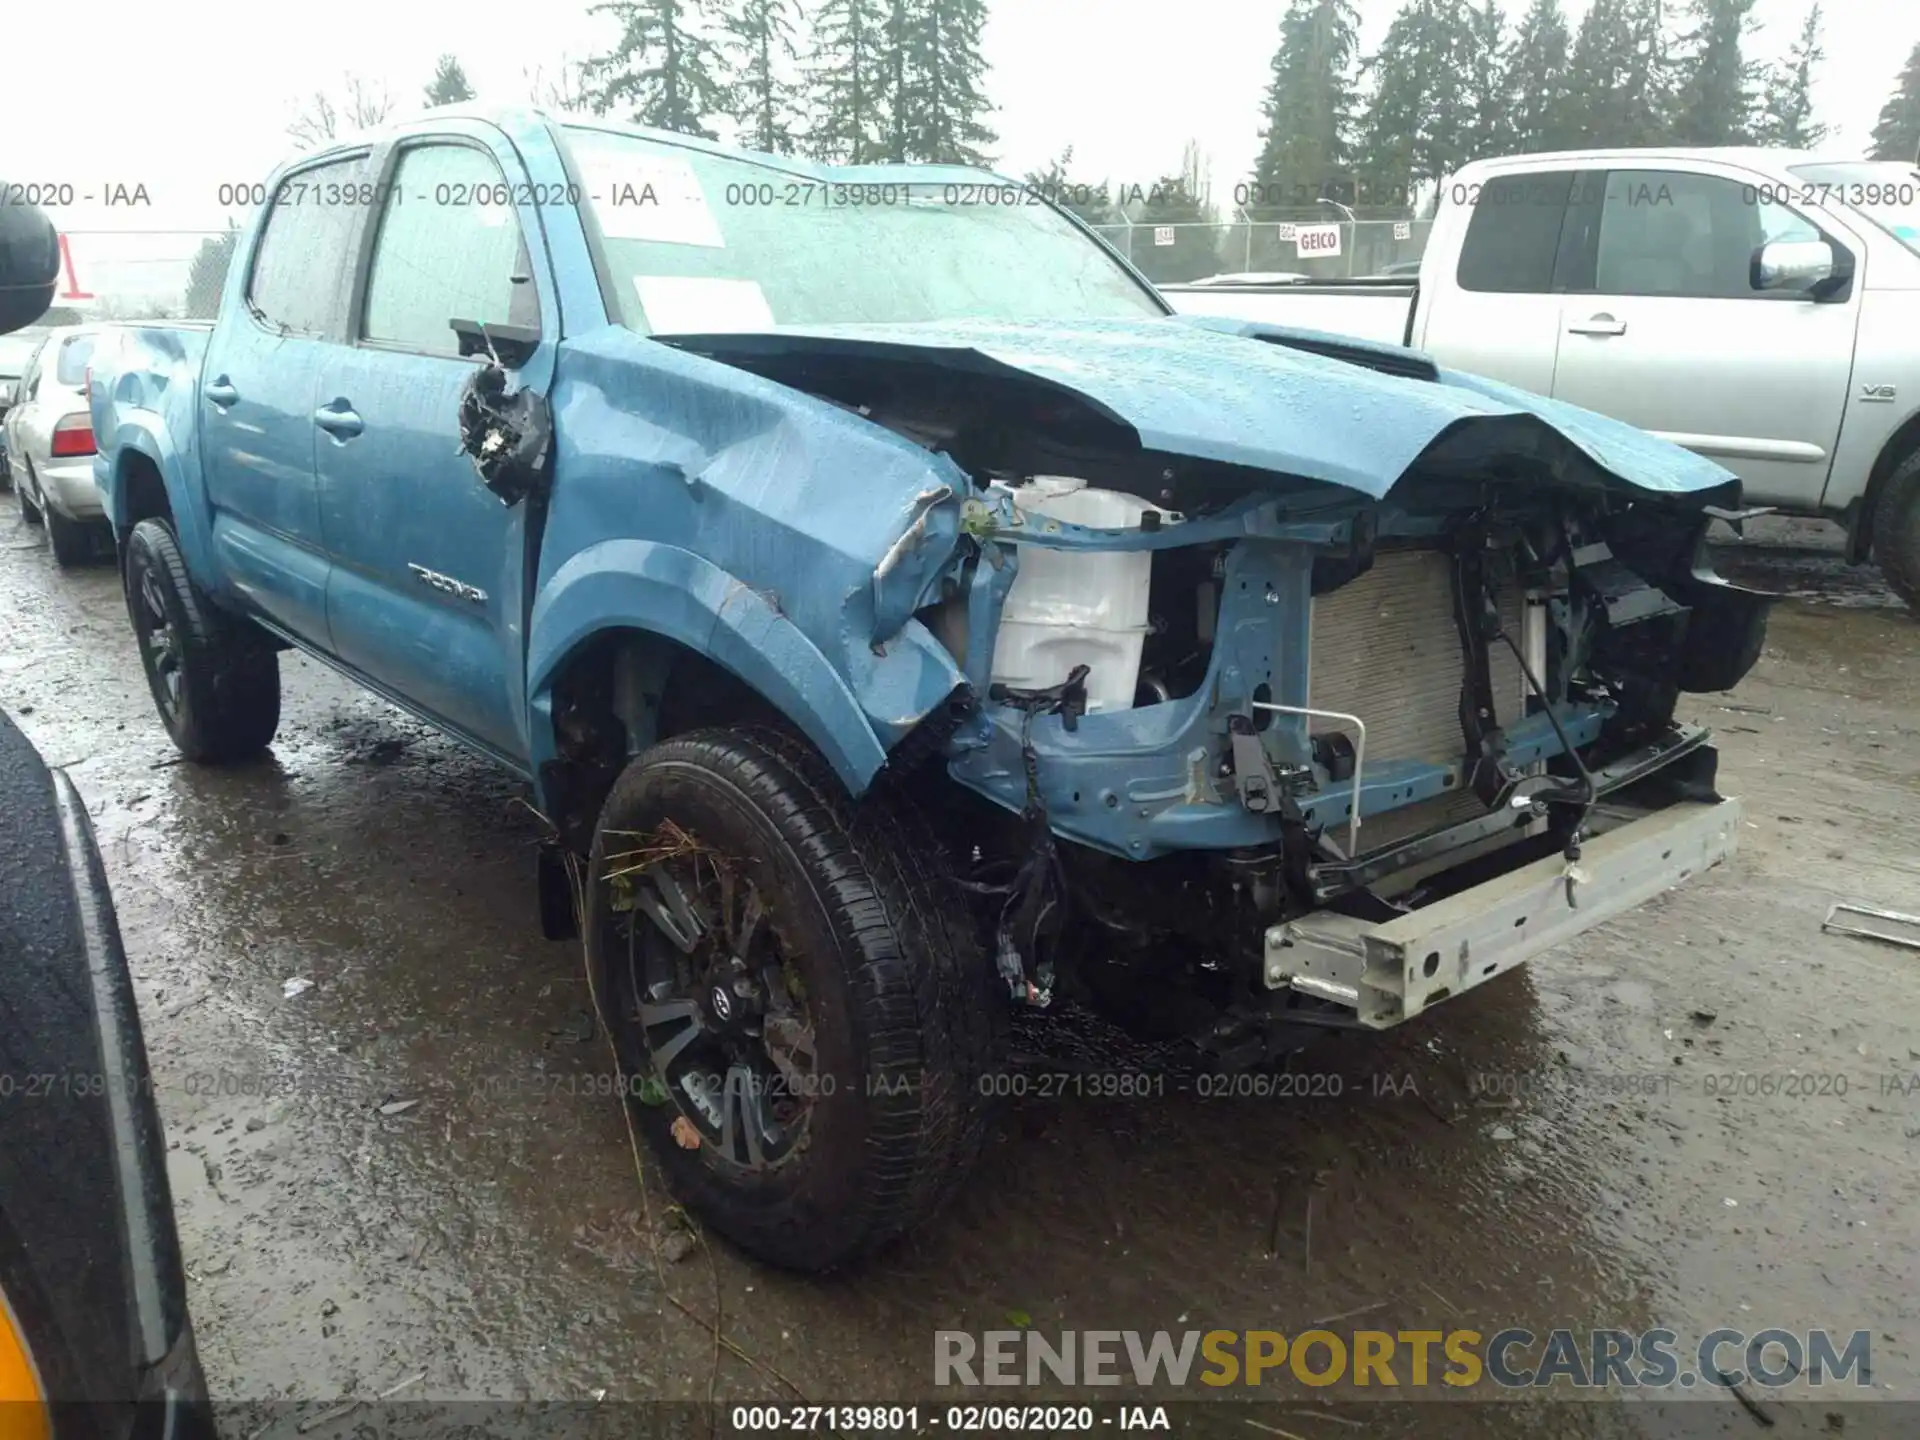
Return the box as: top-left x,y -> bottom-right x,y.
8,0 -> 1916,241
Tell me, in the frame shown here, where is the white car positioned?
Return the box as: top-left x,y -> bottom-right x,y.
0,329 -> 44,489
4,324 -> 109,566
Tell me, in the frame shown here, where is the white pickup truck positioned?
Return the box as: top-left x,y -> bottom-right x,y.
1163,148 -> 1920,612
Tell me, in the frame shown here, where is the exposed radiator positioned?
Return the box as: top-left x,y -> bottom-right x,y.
1308,549 -> 1526,851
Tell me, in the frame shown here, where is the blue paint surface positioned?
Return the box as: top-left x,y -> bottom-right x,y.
677,314 -> 1742,502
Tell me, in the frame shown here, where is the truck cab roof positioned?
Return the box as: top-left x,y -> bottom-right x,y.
1454,146 -> 1852,180
293,104 -> 1019,192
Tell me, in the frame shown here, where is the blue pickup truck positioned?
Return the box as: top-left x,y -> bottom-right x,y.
90,107 -> 1769,1270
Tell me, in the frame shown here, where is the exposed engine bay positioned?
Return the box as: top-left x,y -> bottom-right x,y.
663,326 -> 1772,1068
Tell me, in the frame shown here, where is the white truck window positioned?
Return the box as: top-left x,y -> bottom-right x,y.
1595,170 -> 1812,300
1455,172 -> 1576,294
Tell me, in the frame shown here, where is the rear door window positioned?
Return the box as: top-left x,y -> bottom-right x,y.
54,334 -> 95,385
246,154 -> 376,337
1455,172 -> 1577,293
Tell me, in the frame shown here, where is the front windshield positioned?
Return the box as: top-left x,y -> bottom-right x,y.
1787,163 -> 1920,259
562,126 -> 1165,334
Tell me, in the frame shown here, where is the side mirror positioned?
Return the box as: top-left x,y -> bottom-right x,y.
450,317 -> 540,369
1751,238 -> 1839,296
0,194 -> 60,334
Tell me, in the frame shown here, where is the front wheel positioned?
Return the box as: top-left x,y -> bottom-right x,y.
586,727 -> 1003,1272
1874,450 -> 1920,614
124,518 -> 282,761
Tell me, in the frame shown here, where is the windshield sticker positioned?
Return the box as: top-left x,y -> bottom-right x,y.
633,275 -> 774,334
585,151 -> 725,248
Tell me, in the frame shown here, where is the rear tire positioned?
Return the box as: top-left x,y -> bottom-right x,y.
1874,450 -> 1920,613
45,504 -> 96,567
124,518 -> 281,762
586,726 -> 1002,1272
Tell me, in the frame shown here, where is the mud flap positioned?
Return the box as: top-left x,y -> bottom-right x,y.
537,840 -> 579,941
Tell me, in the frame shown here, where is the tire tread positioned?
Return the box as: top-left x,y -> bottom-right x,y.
591,725 -> 1001,1270
127,518 -> 281,762
1873,449 -> 1920,612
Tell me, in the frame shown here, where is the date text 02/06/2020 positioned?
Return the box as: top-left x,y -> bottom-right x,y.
728,1405 -> 1170,1432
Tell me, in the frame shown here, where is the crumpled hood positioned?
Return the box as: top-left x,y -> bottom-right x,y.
663,314 -> 1741,503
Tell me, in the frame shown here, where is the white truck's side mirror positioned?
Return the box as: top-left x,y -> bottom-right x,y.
1751,239 -> 1838,295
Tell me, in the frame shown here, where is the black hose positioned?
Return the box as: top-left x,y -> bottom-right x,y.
1495,623 -> 1596,824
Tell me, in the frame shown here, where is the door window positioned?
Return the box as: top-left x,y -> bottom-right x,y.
1595,170 -> 1821,299
360,145 -> 539,357
1454,172 -> 1578,294
246,155 -> 376,336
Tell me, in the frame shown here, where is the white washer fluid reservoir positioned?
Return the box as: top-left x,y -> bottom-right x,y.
987,475 -> 1165,714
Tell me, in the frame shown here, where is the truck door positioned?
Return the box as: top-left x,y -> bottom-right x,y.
1548,167 -> 1861,509
1416,169 -> 1579,395
314,136 -> 551,765
198,151 -> 374,646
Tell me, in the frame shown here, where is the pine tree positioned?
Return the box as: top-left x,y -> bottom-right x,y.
1565,0 -> 1632,146
807,0 -> 888,161
1565,0 -> 1669,147
898,0 -> 997,164
1868,40 -> 1920,162
1357,0 -> 1479,204
1248,0 -> 1362,212
882,0 -> 912,162
721,0 -> 802,152
1668,0 -> 1761,146
1464,1 -> 1514,162
424,54 -> 476,107
1621,0 -> 1677,145
1507,0 -> 1575,153
1756,4 -> 1827,148
584,0 -> 728,138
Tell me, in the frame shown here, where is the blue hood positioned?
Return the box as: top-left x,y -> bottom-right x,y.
664,315 -> 1741,504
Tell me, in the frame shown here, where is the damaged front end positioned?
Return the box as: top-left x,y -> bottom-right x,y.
915,474 -> 1761,1055
664,320 -> 1771,1067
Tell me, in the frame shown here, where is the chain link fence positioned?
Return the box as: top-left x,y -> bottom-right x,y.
44,230 -> 239,322
1091,215 -> 1433,286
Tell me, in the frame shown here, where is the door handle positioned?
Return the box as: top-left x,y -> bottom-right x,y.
313,401 -> 363,440
202,377 -> 238,407
1567,315 -> 1628,337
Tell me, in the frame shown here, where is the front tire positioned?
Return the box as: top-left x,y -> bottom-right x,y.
586,727 -> 1002,1272
124,518 -> 281,761
1874,450 -> 1920,613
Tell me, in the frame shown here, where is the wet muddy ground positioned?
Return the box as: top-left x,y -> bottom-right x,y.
1,508 -> 1915,1438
